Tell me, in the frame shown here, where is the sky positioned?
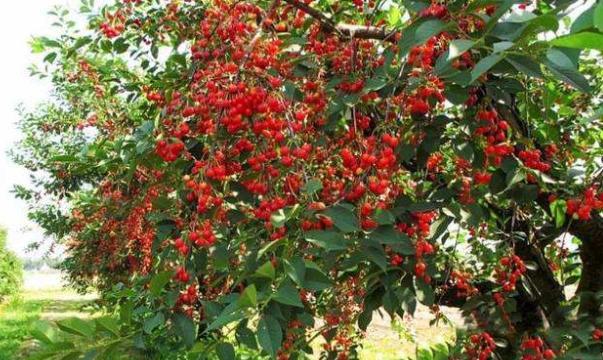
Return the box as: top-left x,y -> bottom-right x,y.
0,0 -> 88,258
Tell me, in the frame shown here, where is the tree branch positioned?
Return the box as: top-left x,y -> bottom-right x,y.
497,98 -> 603,317
282,0 -> 398,42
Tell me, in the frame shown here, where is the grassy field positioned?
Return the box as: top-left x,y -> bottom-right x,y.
0,271 -> 456,359
0,272 -> 97,359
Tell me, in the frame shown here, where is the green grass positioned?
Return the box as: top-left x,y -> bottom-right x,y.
0,296 -> 43,358
0,274 -> 456,359
0,288 -> 96,359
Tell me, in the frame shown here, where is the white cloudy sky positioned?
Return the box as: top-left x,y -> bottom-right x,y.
0,0 -> 87,258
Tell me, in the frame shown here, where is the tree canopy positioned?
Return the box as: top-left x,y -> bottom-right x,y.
13,0 -> 603,359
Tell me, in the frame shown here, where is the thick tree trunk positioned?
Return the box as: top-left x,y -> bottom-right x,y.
571,214 -> 603,316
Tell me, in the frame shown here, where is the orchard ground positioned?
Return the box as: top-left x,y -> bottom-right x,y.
0,271 -> 97,359
0,270 -> 459,359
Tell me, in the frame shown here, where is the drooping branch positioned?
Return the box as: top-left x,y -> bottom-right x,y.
281,0 -> 398,42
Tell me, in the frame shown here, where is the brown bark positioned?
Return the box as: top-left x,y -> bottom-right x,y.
281,0 -> 398,42
571,214 -> 603,316
497,97 -> 603,317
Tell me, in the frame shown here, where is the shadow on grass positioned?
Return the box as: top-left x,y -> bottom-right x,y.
0,295 -> 95,359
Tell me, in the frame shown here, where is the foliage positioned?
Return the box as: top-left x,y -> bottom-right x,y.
22,257 -> 62,271
0,286 -> 98,359
12,0 -> 603,359
0,297 -> 42,358
0,227 -> 23,302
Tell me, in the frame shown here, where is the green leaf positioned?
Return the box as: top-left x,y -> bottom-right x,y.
274,283 -> 304,308
430,216 -> 453,242
238,285 -> 258,308
358,308 -> 373,331
369,226 -> 411,250
66,36 -> 92,58
303,261 -> 333,291
216,343 -> 235,360
432,343 -> 450,360
507,55 -> 544,78
284,257 -> 306,286
444,84 -> 470,104
305,230 -> 348,251
31,321 -> 58,344
550,32 -> 603,51
415,278 -> 434,306
270,209 -> 287,227
484,0 -> 516,32
113,38 -> 129,53
447,39 -> 475,60
364,77 -> 389,92
374,209 -> 395,225
149,271 -> 172,297
56,318 -> 94,338
236,324 -> 258,350
173,313 -> 197,348
470,54 -> 504,83
387,6 -> 402,27
550,199 -> 567,228
205,309 -> 245,332
415,20 -> 447,44
543,56 -> 591,93
303,178 -> 323,195
400,19 -> 447,56
492,41 -> 514,53
96,317 -> 120,337
43,52 -> 58,64
572,5 -> 596,33
143,312 -> 165,334
323,205 -> 360,233
258,238 -> 285,259
284,81 -> 303,101
546,47 -> 578,69
595,1 -> 603,31
505,158 -> 525,188
416,346 -> 433,360
255,261 -> 276,279
362,243 -> 388,271
257,315 -> 282,357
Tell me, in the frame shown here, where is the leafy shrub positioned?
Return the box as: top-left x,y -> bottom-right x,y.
0,227 -> 22,302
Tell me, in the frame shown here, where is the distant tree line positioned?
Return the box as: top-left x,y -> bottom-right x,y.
0,227 -> 22,302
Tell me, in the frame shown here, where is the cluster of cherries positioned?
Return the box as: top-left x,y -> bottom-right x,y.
177,284 -> 198,306
276,320 -> 307,360
495,255 -> 527,292
394,212 -> 437,281
465,332 -> 496,360
518,149 -> 551,173
154,139 -> 185,162
184,178 -> 223,214
419,3 -> 448,18
173,238 -> 189,256
99,9 -> 127,38
473,171 -> 492,185
566,186 -> 603,221
174,267 -> 190,283
450,270 -> 477,298
188,221 -> 217,247
520,336 -> 556,360
475,109 -> 513,166
319,276 -> 365,360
